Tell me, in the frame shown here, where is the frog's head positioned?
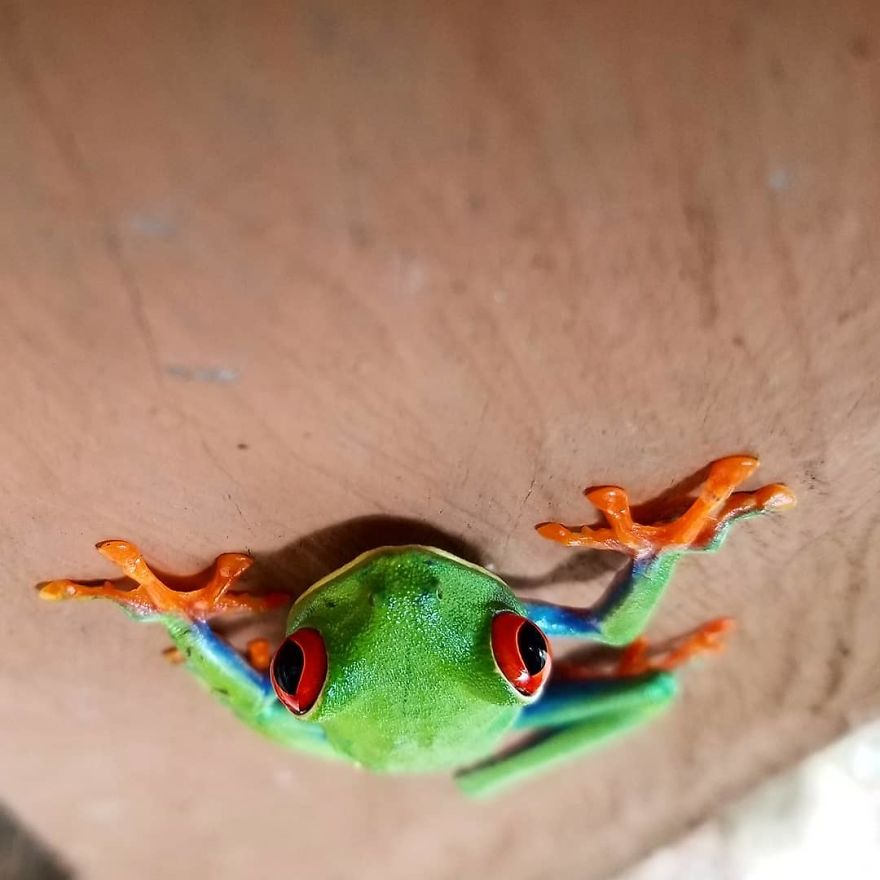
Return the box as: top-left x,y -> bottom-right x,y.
268,546 -> 551,772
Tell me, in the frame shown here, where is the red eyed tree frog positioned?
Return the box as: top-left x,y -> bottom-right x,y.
41,456 -> 794,796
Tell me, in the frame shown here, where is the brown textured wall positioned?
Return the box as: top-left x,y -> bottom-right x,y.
1,2 -> 879,878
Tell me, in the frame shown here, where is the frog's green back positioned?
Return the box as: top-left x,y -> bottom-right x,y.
285,546 -> 526,773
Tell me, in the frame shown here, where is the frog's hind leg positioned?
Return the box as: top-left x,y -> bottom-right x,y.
554,616 -> 734,680
456,672 -> 677,798
456,618 -> 732,798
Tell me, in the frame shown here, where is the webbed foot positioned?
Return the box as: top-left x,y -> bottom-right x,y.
555,618 -> 734,681
536,455 -> 795,558
40,539 -> 288,620
614,617 -> 734,676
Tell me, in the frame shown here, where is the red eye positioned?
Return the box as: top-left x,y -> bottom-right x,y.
491,612 -> 551,697
270,628 -> 328,715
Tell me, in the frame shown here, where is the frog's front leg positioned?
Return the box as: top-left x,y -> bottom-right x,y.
40,539 -> 287,618
524,456 -> 795,646
41,541 -> 334,758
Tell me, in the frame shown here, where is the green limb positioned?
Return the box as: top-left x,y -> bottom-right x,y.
456,673 -> 677,798
514,671 -> 678,729
587,552 -> 682,646
523,553 -> 682,647
527,491 -> 792,646
161,617 -> 272,716
40,541 -> 336,759
530,457 -> 795,646
590,499 -> 786,644
161,616 -> 336,759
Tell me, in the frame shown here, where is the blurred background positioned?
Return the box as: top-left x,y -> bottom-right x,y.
1,2 -> 878,878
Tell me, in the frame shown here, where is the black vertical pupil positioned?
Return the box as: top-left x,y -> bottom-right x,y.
517,621 -> 547,675
273,639 -> 305,694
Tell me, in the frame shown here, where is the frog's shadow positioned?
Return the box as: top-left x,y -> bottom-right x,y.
207,515 -> 617,642
227,463 -> 711,640
239,514 -> 619,604
239,461 -> 709,604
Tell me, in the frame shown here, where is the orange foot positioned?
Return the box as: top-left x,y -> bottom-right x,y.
39,540 -> 288,620
536,455 -> 795,557
554,618 -> 735,682
245,638 -> 273,672
615,618 -> 734,676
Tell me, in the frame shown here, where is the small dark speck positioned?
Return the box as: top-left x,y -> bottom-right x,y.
436,589 -> 444,600
237,442 -> 249,450
768,57 -> 786,82
214,687 -> 231,698
307,6 -> 339,49
531,252 -> 556,272
349,222 -> 373,249
325,599 -> 337,608
728,21 -> 749,51
849,35 -> 872,60
732,334 -> 746,349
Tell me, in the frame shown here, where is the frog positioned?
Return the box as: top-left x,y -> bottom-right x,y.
40,455 -> 794,796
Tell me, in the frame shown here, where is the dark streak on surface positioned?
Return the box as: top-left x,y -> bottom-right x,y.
0,2 -> 169,393
683,201 -> 720,327
0,805 -> 69,880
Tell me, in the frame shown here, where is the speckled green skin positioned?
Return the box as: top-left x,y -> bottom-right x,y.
286,547 -> 527,772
